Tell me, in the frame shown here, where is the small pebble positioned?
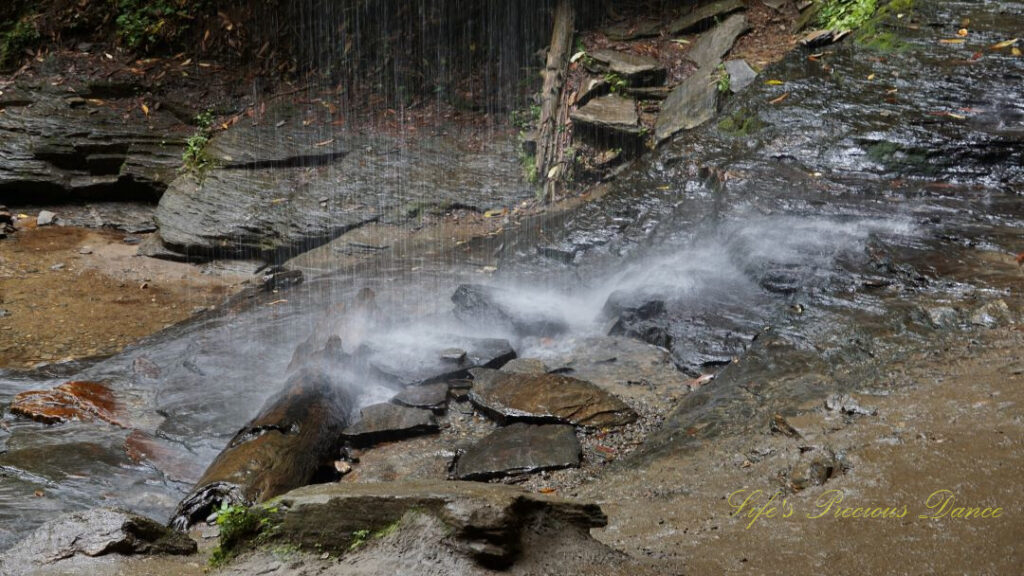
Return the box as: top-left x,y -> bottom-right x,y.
49,263 -> 65,271
79,246 -> 94,255
123,236 -> 142,245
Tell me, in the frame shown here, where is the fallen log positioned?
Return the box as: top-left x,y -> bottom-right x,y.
536,0 -> 576,202
170,363 -> 355,530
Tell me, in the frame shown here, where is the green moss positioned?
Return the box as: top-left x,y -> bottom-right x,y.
0,17 -> 39,71
717,108 -> 768,137
209,503 -> 281,568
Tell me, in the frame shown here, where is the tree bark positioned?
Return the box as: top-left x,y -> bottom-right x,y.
536,0 -> 576,201
170,361 -> 355,530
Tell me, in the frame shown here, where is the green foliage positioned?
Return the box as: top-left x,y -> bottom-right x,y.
209,503 -> 279,567
717,108 -> 768,137
604,73 -> 628,94
510,104 -> 541,129
818,0 -> 878,31
854,0 -> 915,53
0,17 -> 39,70
715,64 -> 731,94
115,0 -> 207,52
348,520 -> 402,552
181,110 -> 215,176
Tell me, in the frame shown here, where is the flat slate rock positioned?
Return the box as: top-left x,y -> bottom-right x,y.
363,335 -> 516,386
468,368 -> 637,428
571,95 -> 641,136
342,402 -> 439,446
603,18 -> 663,41
655,67 -> 720,144
687,12 -> 750,69
271,480 -> 606,566
454,423 -> 581,481
724,59 -> 758,93
500,358 -> 550,375
669,0 -> 747,34
392,382 -> 450,409
586,49 -> 667,86
0,508 -> 196,575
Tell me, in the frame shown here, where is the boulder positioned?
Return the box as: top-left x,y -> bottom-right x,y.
267,480 -> 607,567
0,508 -> 196,575
586,49 -> 667,87
686,12 -> 750,69
468,369 -> 637,428
36,210 -> 57,226
342,402 -> 440,447
500,358 -> 550,375
454,423 -> 581,480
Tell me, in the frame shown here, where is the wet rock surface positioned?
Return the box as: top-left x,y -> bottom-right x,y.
454,423 -> 581,480
654,67 -> 719,143
342,402 -> 440,447
468,368 -> 638,428
362,335 -> 517,386
9,381 -> 123,426
0,508 -> 196,575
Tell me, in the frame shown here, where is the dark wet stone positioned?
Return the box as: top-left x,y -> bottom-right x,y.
500,358 -> 550,375
602,290 -> 666,321
571,95 -> 642,139
468,369 -> 637,428
585,49 -> 667,87
686,12 -> 750,69
454,423 -> 581,481
342,402 -> 440,446
723,59 -> 757,93
364,336 -> 516,386
270,480 -> 606,567
392,382 -> 450,409
655,68 -> 719,144
9,381 -> 124,427
0,508 -> 196,575
668,0 -> 746,35
452,284 -> 569,337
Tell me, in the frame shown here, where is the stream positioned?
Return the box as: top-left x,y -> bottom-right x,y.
1,0 -> 1021,553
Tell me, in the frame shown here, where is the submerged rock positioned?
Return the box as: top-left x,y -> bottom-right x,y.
9,380 -> 123,426
452,284 -> 569,337
0,508 -> 196,575
468,368 -> 637,428
454,423 -> 581,480
342,402 -> 440,447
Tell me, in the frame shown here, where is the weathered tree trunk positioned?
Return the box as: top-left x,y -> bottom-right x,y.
170,364 -> 355,530
536,0 -> 576,202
